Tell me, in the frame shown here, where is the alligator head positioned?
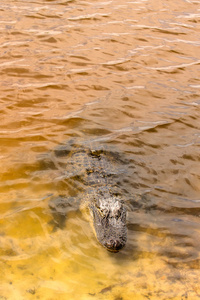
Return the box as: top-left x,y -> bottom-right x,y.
90,198 -> 127,252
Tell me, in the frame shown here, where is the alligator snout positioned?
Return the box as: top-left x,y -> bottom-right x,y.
104,239 -> 125,252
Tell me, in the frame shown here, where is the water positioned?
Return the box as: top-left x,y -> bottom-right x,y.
0,0 -> 200,299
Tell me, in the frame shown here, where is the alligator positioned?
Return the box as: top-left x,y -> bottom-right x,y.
48,140 -> 127,252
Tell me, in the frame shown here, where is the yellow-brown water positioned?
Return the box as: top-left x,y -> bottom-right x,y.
0,0 -> 200,299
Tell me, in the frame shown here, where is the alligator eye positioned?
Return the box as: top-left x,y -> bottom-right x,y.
111,207 -> 122,218
116,210 -> 121,218
100,208 -> 109,217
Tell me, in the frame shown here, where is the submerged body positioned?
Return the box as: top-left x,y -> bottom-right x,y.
49,141 -> 127,252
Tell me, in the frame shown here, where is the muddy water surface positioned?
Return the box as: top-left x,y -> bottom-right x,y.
0,0 -> 200,299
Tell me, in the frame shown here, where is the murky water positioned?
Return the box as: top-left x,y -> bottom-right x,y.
0,0 -> 200,299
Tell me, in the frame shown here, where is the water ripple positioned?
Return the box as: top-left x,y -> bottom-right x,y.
0,0 -> 200,298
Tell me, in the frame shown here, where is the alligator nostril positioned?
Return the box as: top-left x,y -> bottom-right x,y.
105,239 -> 123,252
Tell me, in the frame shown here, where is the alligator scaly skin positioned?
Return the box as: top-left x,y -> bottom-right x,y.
50,140 -> 127,252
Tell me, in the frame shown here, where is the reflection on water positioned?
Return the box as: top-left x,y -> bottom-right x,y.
0,0 -> 200,299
